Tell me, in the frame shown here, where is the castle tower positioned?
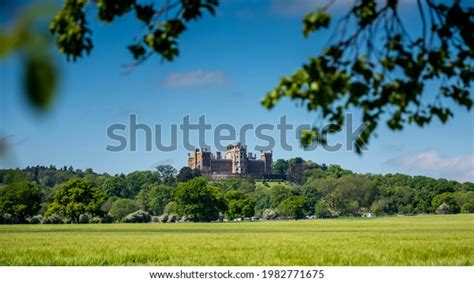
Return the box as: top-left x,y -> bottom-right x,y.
201,148 -> 212,173
227,142 -> 247,174
260,150 -> 273,174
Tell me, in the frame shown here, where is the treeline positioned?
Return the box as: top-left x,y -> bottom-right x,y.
0,160 -> 473,224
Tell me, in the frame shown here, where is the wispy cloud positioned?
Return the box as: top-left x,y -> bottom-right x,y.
162,69 -> 230,88
386,149 -> 474,182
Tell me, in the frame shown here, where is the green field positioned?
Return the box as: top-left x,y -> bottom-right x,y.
0,214 -> 472,266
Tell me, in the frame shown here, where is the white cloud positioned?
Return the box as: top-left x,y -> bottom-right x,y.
162,69 -> 230,88
386,149 -> 474,182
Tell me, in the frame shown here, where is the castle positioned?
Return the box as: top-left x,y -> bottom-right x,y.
187,143 -> 272,179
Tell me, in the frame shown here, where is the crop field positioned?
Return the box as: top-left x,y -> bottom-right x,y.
0,214 -> 472,266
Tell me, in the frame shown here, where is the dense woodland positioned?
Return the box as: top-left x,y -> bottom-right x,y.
0,158 -> 473,224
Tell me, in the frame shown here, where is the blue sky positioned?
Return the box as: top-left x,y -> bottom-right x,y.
1,0 -> 473,182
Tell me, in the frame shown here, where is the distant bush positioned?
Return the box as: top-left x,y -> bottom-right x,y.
277,196 -> 308,219
1,213 -> 14,224
315,201 -> 333,218
79,214 -> 90,224
43,214 -> 64,224
109,198 -> 139,222
167,213 -> 178,223
262,209 -> 278,220
163,201 -> 177,214
181,215 -> 193,222
461,202 -> 474,213
151,216 -> 161,223
101,215 -> 113,223
158,214 -> 169,223
123,210 -> 151,223
89,217 -> 102,224
27,215 -> 43,224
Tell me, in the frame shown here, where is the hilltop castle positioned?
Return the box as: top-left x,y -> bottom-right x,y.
187,143 -> 272,179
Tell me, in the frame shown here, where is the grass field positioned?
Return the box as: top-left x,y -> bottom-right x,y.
0,214 -> 472,266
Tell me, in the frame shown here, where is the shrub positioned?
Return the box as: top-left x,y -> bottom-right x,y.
181,215 -> 193,222
123,210 -> 151,223
101,215 -> 113,223
163,202 -> 177,214
151,216 -> 161,223
89,217 -> 102,224
28,215 -> 43,224
109,198 -> 139,222
167,213 -> 178,223
1,213 -> 14,224
432,193 -> 460,214
461,202 -> 474,213
79,214 -> 90,224
43,214 -> 64,224
315,201 -> 332,218
277,196 -> 308,219
159,214 -> 169,223
262,209 -> 278,220
436,203 -> 453,214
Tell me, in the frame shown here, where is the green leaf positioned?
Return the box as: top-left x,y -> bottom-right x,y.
303,11 -> 331,37
23,54 -> 57,110
135,4 -> 155,25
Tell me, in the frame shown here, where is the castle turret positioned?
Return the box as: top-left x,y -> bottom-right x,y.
260,150 -> 273,174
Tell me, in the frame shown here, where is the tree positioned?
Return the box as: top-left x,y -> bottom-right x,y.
315,200 -> 332,219
262,0 -> 473,153
277,196 -> 308,219
126,170 -> 159,198
156,165 -> 177,185
273,159 -> 289,175
224,190 -> 256,220
288,157 -> 305,184
109,198 -> 139,222
176,166 -> 200,182
135,183 -> 172,215
173,177 -> 225,222
268,184 -> 295,209
216,178 -> 256,194
101,175 -> 128,198
0,182 -> 42,223
431,192 -> 460,214
46,179 -> 105,223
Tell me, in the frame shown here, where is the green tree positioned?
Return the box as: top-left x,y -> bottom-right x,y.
176,166 -> 200,182
46,179 -> 105,223
268,184 -> 295,209
315,200 -> 332,218
0,181 -> 42,223
224,190 -> 256,220
432,192 -> 460,214
173,177 -> 225,222
277,196 -> 308,219
126,170 -> 159,198
147,184 -> 173,215
273,159 -> 289,175
156,165 -> 177,185
101,175 -> 128,198
109,198 -> 139,222
287,157 -> 305,184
